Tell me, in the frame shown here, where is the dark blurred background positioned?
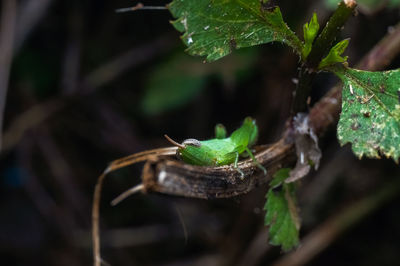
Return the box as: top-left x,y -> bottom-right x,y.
1,0 -> 400,265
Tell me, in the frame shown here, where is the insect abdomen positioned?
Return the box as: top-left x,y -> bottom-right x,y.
179,145 -> 217,166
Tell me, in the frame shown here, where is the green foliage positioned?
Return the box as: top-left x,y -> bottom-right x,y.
141,49 -> 258,115
318,39 -> 349,69
389,0 -> 400,8
331,65 -> 400,162
168,0 -> 303,62
269,167 -> 291,188
264,168 -> 300,252
140,56 -> 206,115
302,13 -> 320,60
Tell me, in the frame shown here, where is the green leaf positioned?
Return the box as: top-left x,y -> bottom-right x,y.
140,55 -> 206,115
319,39 -> 349,69
331,65 -> 400,162
141,49 -> 259,115
302,13 -> 319,60
168,0 -> 303,62
264,168 -> 300,252
269,168 -> 291,188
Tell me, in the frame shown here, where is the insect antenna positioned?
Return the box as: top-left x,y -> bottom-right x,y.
115,3 -> 167,13
92,146 -> 177,266
164,134 -> 185,149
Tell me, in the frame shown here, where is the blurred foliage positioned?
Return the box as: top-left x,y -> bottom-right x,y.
141,48 -> 259,115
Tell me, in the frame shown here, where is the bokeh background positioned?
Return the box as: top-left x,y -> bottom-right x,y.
1,0 -> 400,265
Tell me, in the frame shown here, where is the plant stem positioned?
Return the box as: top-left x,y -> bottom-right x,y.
291,1 -> 356,114
291,68 -> 316,115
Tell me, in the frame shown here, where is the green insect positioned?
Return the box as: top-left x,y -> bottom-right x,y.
165,116 -> 267,177
93,117 -> 267,266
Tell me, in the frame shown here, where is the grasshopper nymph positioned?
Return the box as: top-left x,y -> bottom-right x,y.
93,117 -> 267,266
165,117 -> 267,177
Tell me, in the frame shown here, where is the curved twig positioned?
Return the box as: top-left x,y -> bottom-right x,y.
92,147 -> 177,266
140,139 -> 295,198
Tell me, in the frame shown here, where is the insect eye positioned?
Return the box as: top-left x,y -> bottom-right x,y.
182,138 -> 202,147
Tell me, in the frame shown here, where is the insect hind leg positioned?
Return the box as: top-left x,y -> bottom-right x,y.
245,147 -> 267,175
234,151 -> 245,179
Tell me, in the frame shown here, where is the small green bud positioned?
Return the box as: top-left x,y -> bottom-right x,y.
302,13 -> 320,60
318,39 -> 350,69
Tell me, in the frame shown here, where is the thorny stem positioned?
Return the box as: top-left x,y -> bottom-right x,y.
291,0 -> 356,114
